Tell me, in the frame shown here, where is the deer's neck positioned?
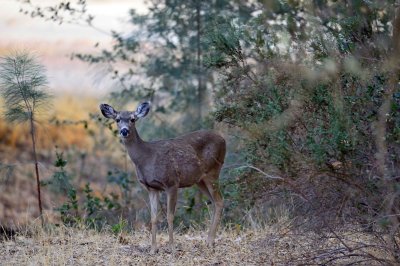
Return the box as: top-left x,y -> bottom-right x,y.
122,127 -> 149,165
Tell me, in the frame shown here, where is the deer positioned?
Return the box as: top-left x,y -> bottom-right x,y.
99,102 -> 226,254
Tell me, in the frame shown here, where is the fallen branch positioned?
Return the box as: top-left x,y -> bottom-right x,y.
235,164 -> 284,180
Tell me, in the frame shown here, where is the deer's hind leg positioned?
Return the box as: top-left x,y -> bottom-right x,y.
197,180 -> 212,201
202,175 -> 224,246
166,186 -> 178,248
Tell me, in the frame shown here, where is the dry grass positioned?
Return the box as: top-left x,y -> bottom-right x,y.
1,226 -> 264,265
0,222 -> 394,265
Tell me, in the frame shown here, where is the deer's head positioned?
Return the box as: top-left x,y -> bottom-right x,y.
99,102 -> 150,138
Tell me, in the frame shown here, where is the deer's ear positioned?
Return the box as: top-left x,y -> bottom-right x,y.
100,103 -> 117,119
135,102 -> 151,119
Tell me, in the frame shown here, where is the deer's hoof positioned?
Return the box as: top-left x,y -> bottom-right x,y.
165,243 -> 175,254
206,238 -> 215,248
150,247 -> 158,255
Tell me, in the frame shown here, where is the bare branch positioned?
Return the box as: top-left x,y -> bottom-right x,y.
235,164 -> 284,180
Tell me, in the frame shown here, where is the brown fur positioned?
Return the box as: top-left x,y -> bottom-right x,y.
100,103 -> 226,254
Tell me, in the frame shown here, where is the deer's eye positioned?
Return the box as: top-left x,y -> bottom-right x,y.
116,118 -> 120,123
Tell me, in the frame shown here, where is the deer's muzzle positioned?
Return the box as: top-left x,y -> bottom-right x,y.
120,128 -> 129,137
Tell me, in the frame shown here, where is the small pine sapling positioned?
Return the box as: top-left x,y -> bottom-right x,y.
0,52 -> 52,227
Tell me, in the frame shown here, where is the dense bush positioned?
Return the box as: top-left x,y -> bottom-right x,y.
205,0 -> 400,239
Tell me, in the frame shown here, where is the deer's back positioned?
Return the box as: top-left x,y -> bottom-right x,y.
177,130 -> 226,172
141,130 -> 226,189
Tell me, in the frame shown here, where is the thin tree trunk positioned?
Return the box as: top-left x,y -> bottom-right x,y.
195,0 -> 205,212
388,4 -> 400,257
30,115 -> 44,227
196,0 -> 204,126
375,4 -> 400,178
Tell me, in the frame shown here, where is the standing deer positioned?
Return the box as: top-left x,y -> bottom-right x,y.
100,102 -> 226,253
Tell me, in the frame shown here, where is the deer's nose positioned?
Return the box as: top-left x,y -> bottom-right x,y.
120,128 -> 129,137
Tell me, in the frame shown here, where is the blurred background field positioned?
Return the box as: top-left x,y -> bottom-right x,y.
0,95 -> 125,225
0,0 -> 145,228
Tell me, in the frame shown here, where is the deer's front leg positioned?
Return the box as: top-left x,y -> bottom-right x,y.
166,186 -> 178,247
149,189 -> 159,254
